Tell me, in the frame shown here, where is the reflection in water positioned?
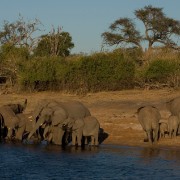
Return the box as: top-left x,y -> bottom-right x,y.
140,148 -> 161,162
0,143 -> 180,179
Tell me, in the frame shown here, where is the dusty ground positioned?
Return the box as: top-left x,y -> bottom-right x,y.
0,89 -> 180,148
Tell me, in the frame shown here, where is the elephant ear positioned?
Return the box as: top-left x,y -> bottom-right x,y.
51,108 -> 68,126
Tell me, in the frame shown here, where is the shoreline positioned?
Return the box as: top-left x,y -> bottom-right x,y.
0,89 -> 180,149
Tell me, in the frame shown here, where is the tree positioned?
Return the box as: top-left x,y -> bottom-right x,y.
33,27 -> 74,57
0,44 -> 29,85
0,15 -> 42,53
102,5 -> 180,51
102,18 -> 142,49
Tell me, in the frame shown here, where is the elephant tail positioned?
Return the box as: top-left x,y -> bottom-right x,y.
0,114 -> 4,128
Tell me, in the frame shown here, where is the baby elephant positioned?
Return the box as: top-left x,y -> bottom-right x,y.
159,122 -> 168,138
168,115 -> 179,138
138,106 -> 161,144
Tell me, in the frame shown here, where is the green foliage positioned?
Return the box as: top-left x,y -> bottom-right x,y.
19,57 -> 63,90
0,44 -> 29,85
102,5 -> 180,51
18,52 -> 135,92
33,31 -> 74,57
145,59 -> 179,83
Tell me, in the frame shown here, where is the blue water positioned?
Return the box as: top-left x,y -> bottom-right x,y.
0,143 -> 179,180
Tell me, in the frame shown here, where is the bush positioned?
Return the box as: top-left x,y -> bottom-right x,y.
145,59 -> 180,86
18,52 -> 136,92
63,53 -> 135,92
19,57 -> 65,91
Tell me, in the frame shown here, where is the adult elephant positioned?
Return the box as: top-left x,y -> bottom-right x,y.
0,99 -> 28,140
137,106 -> 161,144
27,99 -> 91,145
0,106 -> 21,140
66,116 -> 100,146
14,113 -> 34,141
166,97 -> 180,118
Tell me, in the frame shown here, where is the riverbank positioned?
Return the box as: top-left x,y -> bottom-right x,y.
0,89 -> 180,148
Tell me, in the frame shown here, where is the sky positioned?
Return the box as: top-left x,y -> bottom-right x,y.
0,0 -> 179,54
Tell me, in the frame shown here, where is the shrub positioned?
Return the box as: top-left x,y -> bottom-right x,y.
145,59 -> 180,86
18,52 -> 135,92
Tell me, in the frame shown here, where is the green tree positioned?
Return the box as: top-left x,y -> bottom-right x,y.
0,43 -> 29,85
102,18 -> 142,49
33,27 -> 74,57
102,5 -> 180,50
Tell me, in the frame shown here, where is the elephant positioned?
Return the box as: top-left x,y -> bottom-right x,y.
14,113 -> 34,141
27,99 -> 91,145
159,122 -> 168,138
66,115 -> 100,146
43,123 -> 68,145
0,105 -> 22,140
166,97 -> 180,118
7,99 -> 27,114
137,106 -> 161,144
168,115 -> 179,138
0,99 -> 28,140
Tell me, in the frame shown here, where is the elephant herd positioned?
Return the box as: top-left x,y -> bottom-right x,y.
137,96 -> 180,144
0,99 -> 100,147
0,96 -> 179,146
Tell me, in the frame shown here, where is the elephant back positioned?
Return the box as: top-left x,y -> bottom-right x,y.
60,101 -> 91,119
83,116 -> 100,134
32,99 -> 60,120
138,106 -> 161,129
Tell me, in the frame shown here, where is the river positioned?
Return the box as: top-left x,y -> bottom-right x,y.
0,143 -> 179,179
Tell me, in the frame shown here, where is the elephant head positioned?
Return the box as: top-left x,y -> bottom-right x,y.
28,105 -> 68,140
166,97 -> 180,118
7,99 -> 27,114
64,118 -> 85,146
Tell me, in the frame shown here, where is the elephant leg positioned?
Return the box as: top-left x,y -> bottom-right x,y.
90,136 -> 95,146
71,131 -> 77,146
153,128 -> 159,143
143,132 -> 149,142
15,126 -> 25,141
84,137 -> 88,145
173,128 -> 177,138
169,131 -> 172,138
94,133 -> 99,146
52,127 -> 64,145
77,131 -> 82,146
48,133 -> 53,142
146,130 -> 152,144
6,128 -> 13,140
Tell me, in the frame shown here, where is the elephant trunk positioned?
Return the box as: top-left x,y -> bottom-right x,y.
22,99 -> 28,112
27,117 -> 45,139
43,125 -> 50,139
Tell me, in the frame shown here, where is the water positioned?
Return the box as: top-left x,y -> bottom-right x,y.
0,143 -> 180,180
